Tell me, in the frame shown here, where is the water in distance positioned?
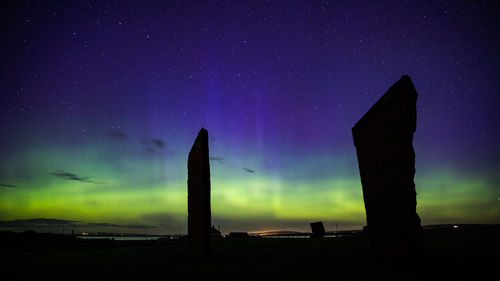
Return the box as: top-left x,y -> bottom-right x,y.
77,236 -> 158,241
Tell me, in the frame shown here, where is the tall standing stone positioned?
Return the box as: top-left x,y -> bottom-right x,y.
352,75 -> 424,258
187,128 -> 211,256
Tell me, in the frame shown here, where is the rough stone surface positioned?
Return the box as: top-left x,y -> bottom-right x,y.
352,75 -> 424,257
187,128 -> 211,256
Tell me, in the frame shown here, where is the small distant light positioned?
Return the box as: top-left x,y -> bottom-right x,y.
453,225 -> 459,229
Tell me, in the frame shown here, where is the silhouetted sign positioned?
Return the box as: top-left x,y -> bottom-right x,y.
310,221 -> 325,238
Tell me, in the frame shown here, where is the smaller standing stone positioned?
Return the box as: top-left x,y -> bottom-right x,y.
310,221 -> 326,238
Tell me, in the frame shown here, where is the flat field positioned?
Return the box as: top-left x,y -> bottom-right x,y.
1,233 -> 498,280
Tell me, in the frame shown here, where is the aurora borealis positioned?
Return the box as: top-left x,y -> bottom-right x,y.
1,1 -> 499,234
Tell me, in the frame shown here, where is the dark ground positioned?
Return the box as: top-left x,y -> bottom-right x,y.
0,230 -> 498,281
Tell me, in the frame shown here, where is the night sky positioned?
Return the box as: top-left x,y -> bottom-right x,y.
1,0 -> 499,234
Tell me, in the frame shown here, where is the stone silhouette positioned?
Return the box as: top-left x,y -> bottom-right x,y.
352,75 -> 424,258
310,221 -> 326,238
187,128 -> 211,256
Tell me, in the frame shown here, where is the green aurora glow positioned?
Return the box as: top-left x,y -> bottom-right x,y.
1,1 -> 499,234
0,144 -> 498,234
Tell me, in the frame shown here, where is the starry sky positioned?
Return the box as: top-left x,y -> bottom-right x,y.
1,0 -> 499,234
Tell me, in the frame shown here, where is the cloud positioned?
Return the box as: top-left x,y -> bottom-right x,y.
0,218 -> 79,227
122,224 -> 157,229
86,222 -> 156,229
141,213 -> 184,224
0,218 -> 160,230
0,218 -> 158,231
107,130 -> 128,139
141,213 -> 186,233
209,156 -> 225,163
50,171 -> 88,181
50,171 -> 102,184
0,183 -> 16,188
242,167 -> 255,173
86,222 -> 118,227
139,138 -> 168,153
21,218 -> 79,225
152,139 -> 165,149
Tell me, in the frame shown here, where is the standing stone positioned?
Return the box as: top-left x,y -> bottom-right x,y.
352,75 -> 424,258
187,128 -> 211,256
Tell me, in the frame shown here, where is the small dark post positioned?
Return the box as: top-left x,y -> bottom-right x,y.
187,128 -> 212,256
352,75 -> 424,258
310,221 -> 326,238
